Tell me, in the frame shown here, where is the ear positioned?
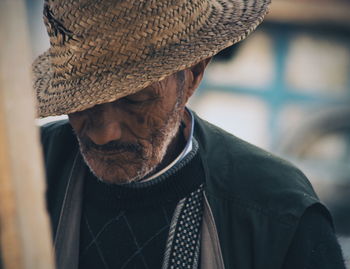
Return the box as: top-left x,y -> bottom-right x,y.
184,57 -> 212,101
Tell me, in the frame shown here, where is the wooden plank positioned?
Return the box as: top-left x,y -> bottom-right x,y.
0,0 -> 55,268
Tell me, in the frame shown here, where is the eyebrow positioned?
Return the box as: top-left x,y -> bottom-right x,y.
128,86 -> 160,98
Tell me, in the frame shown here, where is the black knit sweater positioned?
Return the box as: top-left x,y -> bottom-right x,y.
78,143 -> 204,269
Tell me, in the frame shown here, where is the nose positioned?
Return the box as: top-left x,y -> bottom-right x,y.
87,103 -> 122,145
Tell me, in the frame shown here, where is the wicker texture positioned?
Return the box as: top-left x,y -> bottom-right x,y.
33,0 -> 271,117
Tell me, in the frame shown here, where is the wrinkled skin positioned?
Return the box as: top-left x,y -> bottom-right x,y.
68,59 -> 210,184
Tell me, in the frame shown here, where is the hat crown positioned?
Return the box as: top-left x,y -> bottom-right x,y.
44,0 -> 211,47
43,0 -> 212,80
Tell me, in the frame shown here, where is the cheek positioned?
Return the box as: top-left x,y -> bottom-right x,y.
141,106 -> 171,130
68,114 -> 84,134
125,103 -> 172,135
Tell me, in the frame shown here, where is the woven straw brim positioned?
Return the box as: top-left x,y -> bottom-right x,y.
33,0 -> 270,117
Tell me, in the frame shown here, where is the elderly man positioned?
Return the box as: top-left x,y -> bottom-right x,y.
34,0 -> 345,269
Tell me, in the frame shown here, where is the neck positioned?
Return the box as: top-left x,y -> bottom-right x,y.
146,109 -> 191,178
147,124 -> 186,178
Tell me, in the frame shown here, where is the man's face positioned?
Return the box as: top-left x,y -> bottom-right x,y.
68,72 -> 187,184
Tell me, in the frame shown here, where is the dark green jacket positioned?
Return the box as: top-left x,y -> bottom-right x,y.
40,113 -> 332,269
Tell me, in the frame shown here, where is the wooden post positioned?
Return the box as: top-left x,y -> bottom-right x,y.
0,0 -> 56,268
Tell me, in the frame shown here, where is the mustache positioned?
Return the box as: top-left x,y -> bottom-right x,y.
79,136 -> 143,154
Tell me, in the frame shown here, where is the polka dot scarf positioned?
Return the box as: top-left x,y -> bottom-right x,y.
162,185 -> 204,269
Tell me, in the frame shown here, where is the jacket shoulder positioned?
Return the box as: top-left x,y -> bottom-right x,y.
41,119 -> 73,141
40,119 -> 78,179
193,113 -> 320,223
41,119 -> 77,151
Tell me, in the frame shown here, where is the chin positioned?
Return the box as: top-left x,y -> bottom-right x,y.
81,152 -> 159,185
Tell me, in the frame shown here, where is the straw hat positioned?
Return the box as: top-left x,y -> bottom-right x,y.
33,0 -> 271,117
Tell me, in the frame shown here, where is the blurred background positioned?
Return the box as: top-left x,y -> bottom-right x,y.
26,0 -> 350,266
